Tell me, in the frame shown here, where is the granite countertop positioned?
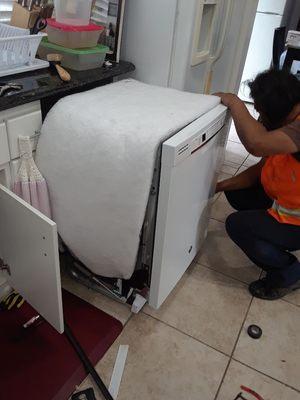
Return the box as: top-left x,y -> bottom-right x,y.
0,61 -> 135,112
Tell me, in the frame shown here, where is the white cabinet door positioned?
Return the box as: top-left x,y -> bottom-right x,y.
6,110 -> 42,160
0,185 -> 64,333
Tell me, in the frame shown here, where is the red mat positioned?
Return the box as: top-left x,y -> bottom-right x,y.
0,290 -> 123,400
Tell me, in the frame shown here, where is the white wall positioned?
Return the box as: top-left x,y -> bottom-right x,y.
0,0 -> 13,23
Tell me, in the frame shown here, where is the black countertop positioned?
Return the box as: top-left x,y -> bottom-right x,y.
0,61 -> 135,112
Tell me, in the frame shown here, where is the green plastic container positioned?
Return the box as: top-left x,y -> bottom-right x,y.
38,38 -> 109,71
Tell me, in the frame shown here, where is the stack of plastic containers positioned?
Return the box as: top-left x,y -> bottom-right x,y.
39,0 -> 109,71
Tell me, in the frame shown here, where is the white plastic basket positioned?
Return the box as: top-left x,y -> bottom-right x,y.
0,23 -> 47,71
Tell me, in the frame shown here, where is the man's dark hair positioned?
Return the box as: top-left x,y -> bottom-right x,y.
248,69 -> 300,129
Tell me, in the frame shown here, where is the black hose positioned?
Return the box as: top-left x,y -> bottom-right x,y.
64,323 -> 114,400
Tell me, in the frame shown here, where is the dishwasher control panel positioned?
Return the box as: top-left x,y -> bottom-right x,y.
162,105 -> 228,167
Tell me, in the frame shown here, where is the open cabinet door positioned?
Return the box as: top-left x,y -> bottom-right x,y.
0,184 -> 64,333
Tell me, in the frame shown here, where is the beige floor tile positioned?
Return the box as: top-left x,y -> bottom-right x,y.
61,274 -> 132,325
197,219 -> 260,284
217,360 -> 300,400
144,265 -> 252,355
284,290 -> 300,307
80,313 -> 229,400
221,162 -> 240,175
210,193 -> 234,223
243,154 -> 261,167
234,298 -> 300,391
228,123 -> 240,144
218,172 -> 233,181
236,165 -> 248,174
225,141 -> 249,165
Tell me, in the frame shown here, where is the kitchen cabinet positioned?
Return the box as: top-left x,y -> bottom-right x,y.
0,101 -> 41,188
6,110 -> 41,160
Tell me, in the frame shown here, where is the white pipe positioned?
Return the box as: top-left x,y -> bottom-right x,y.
109,345 -> 129,399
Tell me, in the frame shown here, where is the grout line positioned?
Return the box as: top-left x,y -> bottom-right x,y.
194,262 -> 250,288
210,217 -> 226,224
231,359 -> 300,394
195,261 -> 259,287
213,193 -> 222,203
123,312 -> 133,328
214,295 -> 255,400
277,297 -> 300,310
142,311 -> 231,358
224,157 -> 248,167
282,298 -> 300,308
214,358 -> 231,400
223,160 -> 243,167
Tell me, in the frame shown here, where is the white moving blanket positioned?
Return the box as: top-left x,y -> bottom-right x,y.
36,79 -> 220,279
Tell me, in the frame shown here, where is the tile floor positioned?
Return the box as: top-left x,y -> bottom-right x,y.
66,106 -> 300,399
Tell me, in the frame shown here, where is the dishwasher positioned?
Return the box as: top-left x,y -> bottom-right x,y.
0,82 -> 229,332
148,105 -> 228,308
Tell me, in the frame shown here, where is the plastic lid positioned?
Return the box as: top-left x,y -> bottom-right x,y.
47,18 -> 104,32
40,38 -> 109,54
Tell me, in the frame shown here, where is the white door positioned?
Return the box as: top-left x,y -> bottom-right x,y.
0,185 -> 64,333
149,105 -> 228,309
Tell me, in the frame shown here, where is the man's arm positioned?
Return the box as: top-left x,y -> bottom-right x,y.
216,159 -> 264,193
214,93 -> 298,157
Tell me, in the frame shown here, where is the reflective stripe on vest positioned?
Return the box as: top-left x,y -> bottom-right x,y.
272,200 -> 300,218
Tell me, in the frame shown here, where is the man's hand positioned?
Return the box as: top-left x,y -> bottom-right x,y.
215,180 -> 227,193
213,92 -> 240,108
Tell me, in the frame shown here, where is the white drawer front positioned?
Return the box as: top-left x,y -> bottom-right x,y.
6,110 -> 42,160
0,123 -> 10,165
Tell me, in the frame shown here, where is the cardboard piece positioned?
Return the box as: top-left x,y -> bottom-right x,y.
10,2 -> 40,29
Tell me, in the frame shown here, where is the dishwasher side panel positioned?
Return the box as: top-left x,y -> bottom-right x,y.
149,127 -> 226,309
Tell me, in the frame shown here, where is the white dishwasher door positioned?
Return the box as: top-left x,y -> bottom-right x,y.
149,105 -> 228,309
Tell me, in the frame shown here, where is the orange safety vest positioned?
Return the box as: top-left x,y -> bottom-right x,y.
261,117 -> 300,226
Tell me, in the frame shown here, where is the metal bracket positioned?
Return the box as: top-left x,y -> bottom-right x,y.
0,258 -> 11,275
